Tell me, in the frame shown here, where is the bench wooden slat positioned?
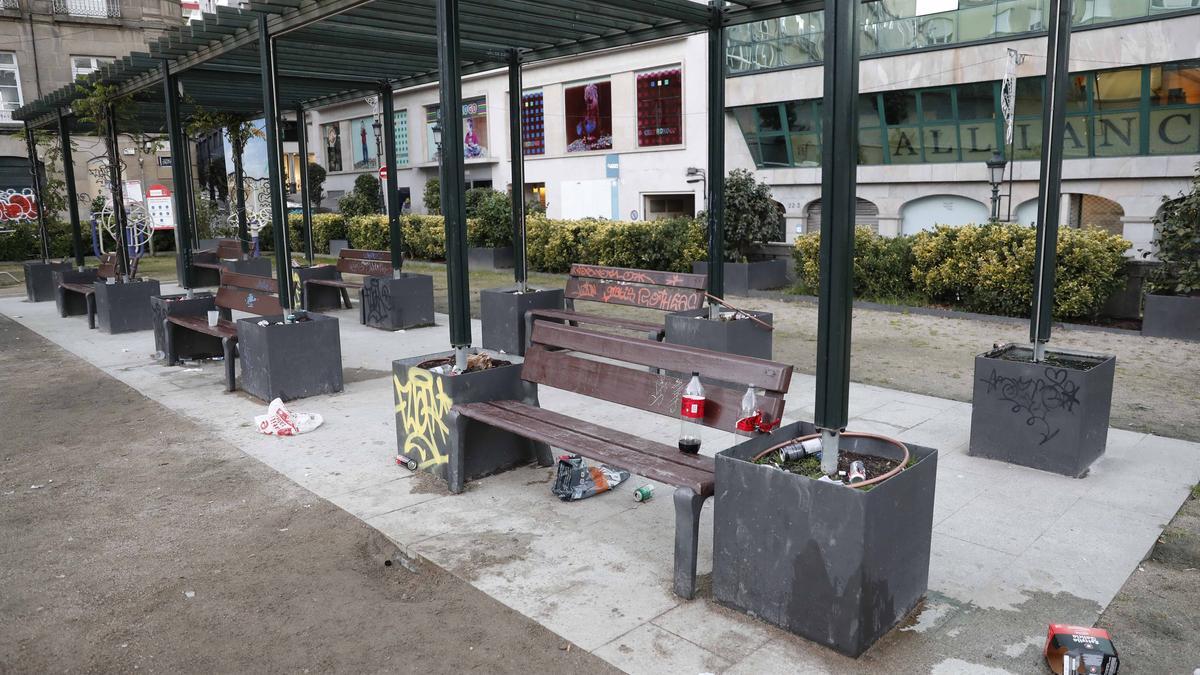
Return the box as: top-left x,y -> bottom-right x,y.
220,270 -> 278,294
216,286 -> 282,316
487,400 -> 715,475
531,320 -> 791,393
167,314 -> 238,339
565,277 -> 705,312
341,249 -> 391,262
215,239 -> 244,260
194,261 -> 224,270
338,258 -> 392,278
521,344 -> 784,434
307,278 -> 362,289
570,264 -> 707,290
456,401 -> 714,496
60,282 -> 95,295
525,308 -> 664,335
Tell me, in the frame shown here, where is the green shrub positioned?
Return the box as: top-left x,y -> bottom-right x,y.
347,215 -> 388,251
525,216 -> 704,273
724,168 -> 782,262
343,214 -> 447,261
423,178 -> 440,215
288,213 -> 348,254
910,222 -> 1128,319
1147,163 -> 1200,296
338,174 -> 383,218
792,226 -> 916,300
0,219 -> 94,261
466,190 -> 513,248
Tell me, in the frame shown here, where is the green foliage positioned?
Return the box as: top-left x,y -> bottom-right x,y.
0,219 -> 93,261
344,214 -> 447,261
909,223 -> 1128,319
525,216 -> 705,273
288,213 -> 349,254
306,163 -> 327,207
1147,163 -> 1200,296
723,168 -> 781,262
793,226 -> 916,301
465,190 -> 512,248
338,174 -> 384,218
423,178 -> 441,215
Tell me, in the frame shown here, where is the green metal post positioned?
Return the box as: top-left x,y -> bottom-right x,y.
436,0 -> 471,364
296,106 -> 314,265
814,0 -> 859,471
705,4 -> 725,305
56,111 -> 84,269
1029,0 -> 1073,361
23,123 -> 50,262
381,85 -> 403,277
508,49 -> 527,291
259,14 -> 293,309
163,62 -> 195,291
181,130 -> 200,249
104,105 -> 132,280
233,141 -> 249,255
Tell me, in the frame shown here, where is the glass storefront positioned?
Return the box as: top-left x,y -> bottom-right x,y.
727,1 -> 1200,76
733,59 -> 1200,167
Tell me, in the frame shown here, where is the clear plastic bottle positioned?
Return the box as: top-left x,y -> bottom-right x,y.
678,372 -> 705,454
736,385 -> 760,435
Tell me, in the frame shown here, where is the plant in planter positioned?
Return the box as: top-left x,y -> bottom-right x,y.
465,189 -> 514,269
1142,163 -> 1200,341
691,169 -> 787,293
338,174 -> 384,218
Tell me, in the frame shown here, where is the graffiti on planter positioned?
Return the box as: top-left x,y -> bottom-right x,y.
394,369 -> 453,468
980,367 -> 1080,446
362,278 -> 393,324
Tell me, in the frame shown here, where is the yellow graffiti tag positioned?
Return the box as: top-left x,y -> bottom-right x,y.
393,370 -> 454,468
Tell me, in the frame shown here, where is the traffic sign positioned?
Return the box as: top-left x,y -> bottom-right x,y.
378,165 -> 387,180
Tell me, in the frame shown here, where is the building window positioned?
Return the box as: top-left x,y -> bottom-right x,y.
521,90 -> 545,156
644,193 -> 695,220
733,58 -> 1200,167
349,115 -> 379,170
71,56 -> 109,80
322,122 -> 343,172
425,97 -> 489,162
52,0 -> 121,19
565,79 -> 612,153
0,53 -> 20,125
636,68 -> 683,147
394,109 -> 409,166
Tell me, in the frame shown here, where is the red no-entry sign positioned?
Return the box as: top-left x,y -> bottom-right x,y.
378,165 -> 387,180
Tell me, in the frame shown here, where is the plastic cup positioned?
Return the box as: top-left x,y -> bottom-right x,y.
207,310 -> 219,327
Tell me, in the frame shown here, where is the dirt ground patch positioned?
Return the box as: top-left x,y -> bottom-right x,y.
0,314 -> 615,674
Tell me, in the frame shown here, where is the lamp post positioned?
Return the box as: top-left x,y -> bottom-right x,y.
373,116 -> 384,214
986,152 -> 1007,222
686,166 -> 707,212
432,118 -> 443,161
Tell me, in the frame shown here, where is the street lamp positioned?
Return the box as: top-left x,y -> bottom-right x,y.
986,152 -> 1007,222
431,118 -> 443,160
372,116 -> 383,157
686,166 -> 707,211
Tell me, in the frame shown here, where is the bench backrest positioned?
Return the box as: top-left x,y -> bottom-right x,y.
216,238 -> 244,260
336,248 -> 393,278
523,320 -> 792,434
97,253 -> 118,279
216,269 -> 282,316
565,264 -> 706,313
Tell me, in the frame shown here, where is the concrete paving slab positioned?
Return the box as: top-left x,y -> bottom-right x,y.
4,288 -> 1199,675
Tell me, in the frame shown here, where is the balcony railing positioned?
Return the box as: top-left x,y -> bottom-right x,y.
0,108 -> 15,125
52,0 -> 121,18
728,0 -> 1200,75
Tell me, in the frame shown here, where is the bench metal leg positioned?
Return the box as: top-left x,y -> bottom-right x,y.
86,294 -> 97,329
673,487 -> 708,600
446,409 -> 467,494
221,337 -> 237,392
341,287 -> 352,309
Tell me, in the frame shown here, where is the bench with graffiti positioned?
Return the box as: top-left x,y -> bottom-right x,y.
55,253 -> 117,329
297,248 -> 392,313
162,269 -> 282,392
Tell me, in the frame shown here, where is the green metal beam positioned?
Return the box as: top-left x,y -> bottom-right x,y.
259,14 -> 294,309
508,50 -> 527,289
437,0 -> 472,355
56,111 -> 84,269
162,62 -> 195,290
296,106 -> 314,265
705,3 -> 725,301
381,85 -> 403,275
24,124 -> 50,262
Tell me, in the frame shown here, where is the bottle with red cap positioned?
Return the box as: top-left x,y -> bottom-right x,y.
679,372 -> 705,454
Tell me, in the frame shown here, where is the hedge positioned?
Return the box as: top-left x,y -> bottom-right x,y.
793,222 -> 1130,320
0,220 -> 95,262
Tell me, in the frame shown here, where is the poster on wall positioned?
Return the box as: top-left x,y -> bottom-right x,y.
636,68 -> 683,147
350,116 -> 379,170
424,98 -> 489,161
565,80 -> 613,153
323,122 -> 343,172
522,90 -> 545,156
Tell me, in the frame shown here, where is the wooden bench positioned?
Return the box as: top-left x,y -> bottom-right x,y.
299,248 -> 392,312
191,238 -> 275,286
162,269 -> 282,391
55,253 -> 118,329
525,264 -> 707,347
451,320 -> 793,599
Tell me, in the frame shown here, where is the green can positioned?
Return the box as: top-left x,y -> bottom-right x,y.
633,485 -> 655,502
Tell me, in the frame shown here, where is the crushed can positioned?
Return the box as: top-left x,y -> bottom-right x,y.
848,460 -> 867,484
1044,624 -> 1119,675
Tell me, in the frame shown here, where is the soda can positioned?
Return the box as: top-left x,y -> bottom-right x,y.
396,454 -> 418,471
848,460 -> 867,484
778,437 -> 823,462
633,485 -> 655,502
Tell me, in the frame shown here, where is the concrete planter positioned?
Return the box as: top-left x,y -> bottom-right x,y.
237,312 -> 344,402
467,246 -> 514,270
151,293 -> 218,361
480,286 -> 565,356
329,239 -> 349,256
392,351 -> 550,493
295,265 -> 347,311
1142,293 -> 1200,341
664,308 -> 774,360
94,278 -> 161,334
692,259 -> 789,295
969,344 -> 1115,477
53,268 -> 97,319
223,257 -> 273,278
360,274 -> 435,331
24,261 -> 71,302
713,420 -> 938,657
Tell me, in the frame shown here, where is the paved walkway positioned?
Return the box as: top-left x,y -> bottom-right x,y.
4,286 -> 1198,674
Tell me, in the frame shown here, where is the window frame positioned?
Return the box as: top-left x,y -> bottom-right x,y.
0,51 -> 23,125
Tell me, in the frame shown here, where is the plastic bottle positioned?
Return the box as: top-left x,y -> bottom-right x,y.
736,385 -> 760,434
678,372 -> 705,454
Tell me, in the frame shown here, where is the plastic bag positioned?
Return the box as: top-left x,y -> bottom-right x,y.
255,397 -> 323,436
551,455 -> 630,502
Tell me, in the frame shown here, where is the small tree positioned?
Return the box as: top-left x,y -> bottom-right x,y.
338,173 -> 383,218
466,189 -> 512,248
1146,163 -> 1200,296
423,178 -> 441,215
723,168 -> 781,262
306,162 -> 327,208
